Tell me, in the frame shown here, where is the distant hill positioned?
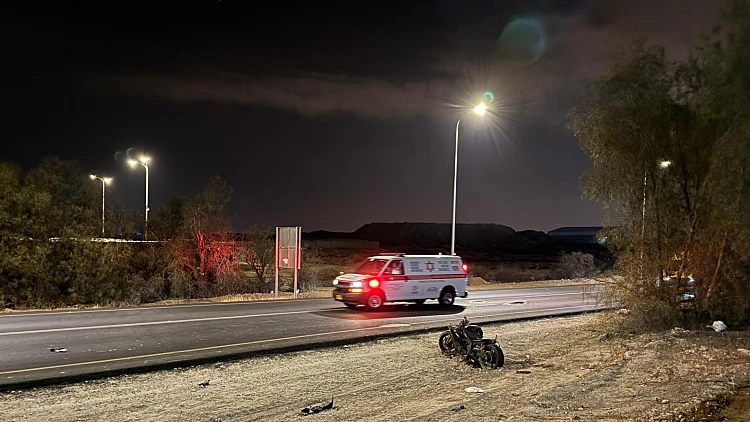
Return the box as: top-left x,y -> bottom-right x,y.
302,223 -> 549,249
304,230 -> 356,241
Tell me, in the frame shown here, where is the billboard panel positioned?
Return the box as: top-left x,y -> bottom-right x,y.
276,226 -> 301,269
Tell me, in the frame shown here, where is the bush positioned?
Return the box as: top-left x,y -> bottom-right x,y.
299,264 -> 340,292
558,252 -> 597,279
615,299 -> 682,334
127,275 -> 167,304
469,263 -> 555,283
167,271 -> 197,299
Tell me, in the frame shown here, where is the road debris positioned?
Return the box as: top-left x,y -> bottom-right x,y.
464,387 -> 485,393
301,397 -> 334,415
710,321 -> 728,332
49,348 -> 68,353
198,380 -> 210,387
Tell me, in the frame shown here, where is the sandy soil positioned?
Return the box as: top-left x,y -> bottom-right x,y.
3,313 -> 749,422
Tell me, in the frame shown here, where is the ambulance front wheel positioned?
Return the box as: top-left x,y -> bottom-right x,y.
439,288 -> 455,306
366,292 -> 385,311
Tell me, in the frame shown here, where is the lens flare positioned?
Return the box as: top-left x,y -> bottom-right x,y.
497,17 -> 547,64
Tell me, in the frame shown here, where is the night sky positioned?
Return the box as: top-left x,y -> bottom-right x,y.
2,1 -> 724,232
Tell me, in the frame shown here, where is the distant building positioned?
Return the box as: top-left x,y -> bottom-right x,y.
548,226 -> 603,244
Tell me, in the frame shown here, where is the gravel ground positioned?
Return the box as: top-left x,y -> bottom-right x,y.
2,313 -> 749,422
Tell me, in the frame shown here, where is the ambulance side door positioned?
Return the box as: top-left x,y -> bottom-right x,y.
382,259 -> 408,301
405,259 -> 433,300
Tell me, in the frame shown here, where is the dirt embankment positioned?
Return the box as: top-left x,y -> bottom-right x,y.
3,313 -> 749,421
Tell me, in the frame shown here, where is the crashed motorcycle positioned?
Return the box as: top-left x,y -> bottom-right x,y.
439,317 -> 504,369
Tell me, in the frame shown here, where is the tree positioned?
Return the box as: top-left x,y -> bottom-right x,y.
241,226 -> 275,284
572,7 -> 750,325
0,163 -> 21,236
1,158 -> 130,308
22,157 -> 99,238
152,198 -> 185,240
107,202 -> 139,239
179,176 -> 238,285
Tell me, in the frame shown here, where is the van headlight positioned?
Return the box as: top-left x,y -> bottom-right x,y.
351,281 -> 363,288
333,280 -> 339,286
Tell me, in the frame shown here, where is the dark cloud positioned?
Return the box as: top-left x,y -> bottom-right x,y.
87,0 -> 724,122
92,72 -> 457,119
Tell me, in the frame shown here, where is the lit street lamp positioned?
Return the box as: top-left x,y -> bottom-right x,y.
89,175 -> 112,237
640,159 -> 671,279
451,101 -> 488,256
128,156 -> 151,240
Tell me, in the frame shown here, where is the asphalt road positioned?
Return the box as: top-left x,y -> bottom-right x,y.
0,285 -> 603,389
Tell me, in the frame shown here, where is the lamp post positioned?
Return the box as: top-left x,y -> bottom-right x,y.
451,102 -> 487,256
89,175 -> 112,237
128,156 -> 150,240
640,159 -> 671,279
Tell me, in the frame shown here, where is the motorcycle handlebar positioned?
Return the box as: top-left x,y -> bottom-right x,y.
448,317 -> 472,329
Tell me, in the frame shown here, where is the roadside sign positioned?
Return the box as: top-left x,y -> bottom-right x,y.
275,227 -> 302,298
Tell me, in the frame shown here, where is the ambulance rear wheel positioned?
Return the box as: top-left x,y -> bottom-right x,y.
366,292 -> 385,311
438,288 -> 455,306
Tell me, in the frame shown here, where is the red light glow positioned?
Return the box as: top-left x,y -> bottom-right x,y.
368,279 -> 380,288
462,264 -> 468,273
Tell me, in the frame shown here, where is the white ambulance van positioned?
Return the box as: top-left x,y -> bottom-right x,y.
332,253 -> 469,310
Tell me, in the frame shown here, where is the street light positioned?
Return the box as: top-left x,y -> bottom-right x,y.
451,101 -> 489,256
128,156 -> 150,240
89,175 -> 112,237
640,159 -> 672,279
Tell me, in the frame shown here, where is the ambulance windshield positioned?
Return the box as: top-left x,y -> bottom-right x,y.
353,258 -> 388,275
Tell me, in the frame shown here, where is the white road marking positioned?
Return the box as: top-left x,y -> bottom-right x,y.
0,292 -> 592,336
0,309 -> 324,336
0,298 -> 327,318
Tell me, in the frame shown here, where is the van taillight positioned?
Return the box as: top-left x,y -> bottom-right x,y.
368,279 -> 380,288
462,264 -> 468,274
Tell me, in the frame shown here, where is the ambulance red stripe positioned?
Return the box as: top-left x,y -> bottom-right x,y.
383,274 -> 467,281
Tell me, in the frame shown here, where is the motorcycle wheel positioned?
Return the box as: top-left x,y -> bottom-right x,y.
478,343 -> 504,370
438,331 -> 456,356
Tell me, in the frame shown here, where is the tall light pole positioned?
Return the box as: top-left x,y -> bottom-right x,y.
128,156 -> 150,240
640,159 -> 671,279
89,175 -> 112,237
451,102 -> 487,256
